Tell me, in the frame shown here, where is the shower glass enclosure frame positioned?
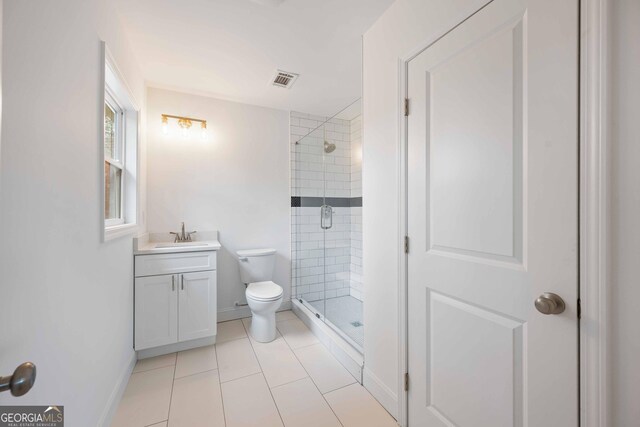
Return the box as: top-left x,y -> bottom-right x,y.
291,99 -> 363,353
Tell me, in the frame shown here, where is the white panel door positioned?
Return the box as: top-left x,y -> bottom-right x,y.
178,271 -> 217,342
407,0 -> 578,426
134,275 -> 178,350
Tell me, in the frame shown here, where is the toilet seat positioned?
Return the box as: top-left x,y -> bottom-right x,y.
246,281 -> 283,301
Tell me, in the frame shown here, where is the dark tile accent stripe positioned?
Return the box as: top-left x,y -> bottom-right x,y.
291,196 -> 362,208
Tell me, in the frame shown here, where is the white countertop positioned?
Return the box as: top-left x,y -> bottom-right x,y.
134,231 -> 221,255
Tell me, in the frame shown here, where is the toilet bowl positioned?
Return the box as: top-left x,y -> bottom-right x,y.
245,281 -> 283,342
237,248 -> 283,343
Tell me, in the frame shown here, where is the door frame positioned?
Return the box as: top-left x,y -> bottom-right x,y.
396,0 -> 609,425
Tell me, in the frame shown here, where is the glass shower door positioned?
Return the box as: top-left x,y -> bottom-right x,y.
292,121 -> 326,319
319,119 -> 364,351
291,101 -> 364,353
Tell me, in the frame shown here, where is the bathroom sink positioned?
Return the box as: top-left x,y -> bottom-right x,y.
155,242 -> 210,248
133,233 -> 221,255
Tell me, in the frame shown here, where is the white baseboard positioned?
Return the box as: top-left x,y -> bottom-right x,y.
137,336 -> 216,359
217,299 -> 292,322
363,367 -> 399,420
99,351 -> 136,427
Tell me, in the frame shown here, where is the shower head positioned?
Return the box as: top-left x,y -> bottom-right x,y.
324,141 -> 336,154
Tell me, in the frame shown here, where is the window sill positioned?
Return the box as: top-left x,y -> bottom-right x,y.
104,223 -> 138,242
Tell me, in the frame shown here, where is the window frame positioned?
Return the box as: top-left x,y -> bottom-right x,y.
102,42 -> 140,242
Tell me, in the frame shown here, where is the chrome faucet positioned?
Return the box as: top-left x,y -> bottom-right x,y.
170,222 -> 197,242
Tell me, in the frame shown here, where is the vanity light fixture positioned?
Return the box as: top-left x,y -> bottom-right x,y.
161,114 -> 207,140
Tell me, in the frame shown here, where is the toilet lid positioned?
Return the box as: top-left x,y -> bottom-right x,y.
246,281 -> 283,301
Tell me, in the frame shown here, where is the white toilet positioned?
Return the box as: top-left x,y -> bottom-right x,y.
237,248 -> 283,343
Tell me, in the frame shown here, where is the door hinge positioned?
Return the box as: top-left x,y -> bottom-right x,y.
404,98 -> 410,116
404,372 -> 409,391
577,298 -> 581,319
404,236 -> 410,254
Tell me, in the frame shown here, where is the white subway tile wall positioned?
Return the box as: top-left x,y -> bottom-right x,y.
291,112 -> 363,303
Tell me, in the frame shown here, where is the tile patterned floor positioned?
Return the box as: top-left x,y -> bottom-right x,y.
111,311 -> 396,427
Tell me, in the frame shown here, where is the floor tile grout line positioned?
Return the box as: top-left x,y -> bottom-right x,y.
268,375 -> 312,391
131,363 -> 177,375
241,318 -> 287,426
219,369 -> 264,384
275,319 -> 320,351
218,318 -> 249,324
132,353 -> 177,375
321,381 -> 358,396
216,335 -> 249,345
285,315 -> 359,384
305,342 -> 359,384
290,342 -> 346,427
216,327 -> 250,345
243,320 -> 310,391
285,340 -> 321,351
173,366 -> 219,381
213,344 -> 228,427
284,334 -> 357,385
165,354 -> 178,425
280,315 -> 346,427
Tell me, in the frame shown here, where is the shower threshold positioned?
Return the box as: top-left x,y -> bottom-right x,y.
305,296 -> 364,352
292,299 -> 364,383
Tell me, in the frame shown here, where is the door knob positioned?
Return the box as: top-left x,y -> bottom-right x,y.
535,293 -> 566,315
0,362 -> 36,396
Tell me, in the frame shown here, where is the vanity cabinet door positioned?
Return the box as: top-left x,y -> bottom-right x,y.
178,271 -> 217,342
135,274 -> 178,350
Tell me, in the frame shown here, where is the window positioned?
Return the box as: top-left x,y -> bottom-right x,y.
103,43 -> 139,241
104,90 -> 124,226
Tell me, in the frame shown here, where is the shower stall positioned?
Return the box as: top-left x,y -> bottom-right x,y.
290,99 -> 364,352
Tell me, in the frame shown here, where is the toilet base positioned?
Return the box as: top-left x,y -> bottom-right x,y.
250,311 -> 278,343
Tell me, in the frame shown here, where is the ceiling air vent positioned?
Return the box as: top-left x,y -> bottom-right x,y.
272,70 -> 299,89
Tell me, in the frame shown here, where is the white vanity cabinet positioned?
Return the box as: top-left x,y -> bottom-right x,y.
134,274 -> 178,350
178,271 -> 217,342
134,251 -> 217,352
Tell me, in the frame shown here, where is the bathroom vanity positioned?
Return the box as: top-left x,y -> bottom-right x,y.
133,231 -> 221,358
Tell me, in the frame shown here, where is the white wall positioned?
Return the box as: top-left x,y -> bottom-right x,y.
146,88 -> 290,320
0,0 -> 145,425
362,0 -> 490,416
0,0 -> 2,174
609,0 -> 640,424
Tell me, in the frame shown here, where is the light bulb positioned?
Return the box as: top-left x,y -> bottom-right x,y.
201,122 -> 207,140
178,118 -> 192,139
161,116 -> 169,135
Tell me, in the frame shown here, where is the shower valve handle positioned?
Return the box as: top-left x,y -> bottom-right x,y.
320,205 -> 333,230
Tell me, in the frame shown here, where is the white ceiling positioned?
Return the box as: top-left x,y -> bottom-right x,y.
115,0 -> 394,117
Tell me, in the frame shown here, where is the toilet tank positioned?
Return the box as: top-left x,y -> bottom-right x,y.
237,248 -> 277,284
